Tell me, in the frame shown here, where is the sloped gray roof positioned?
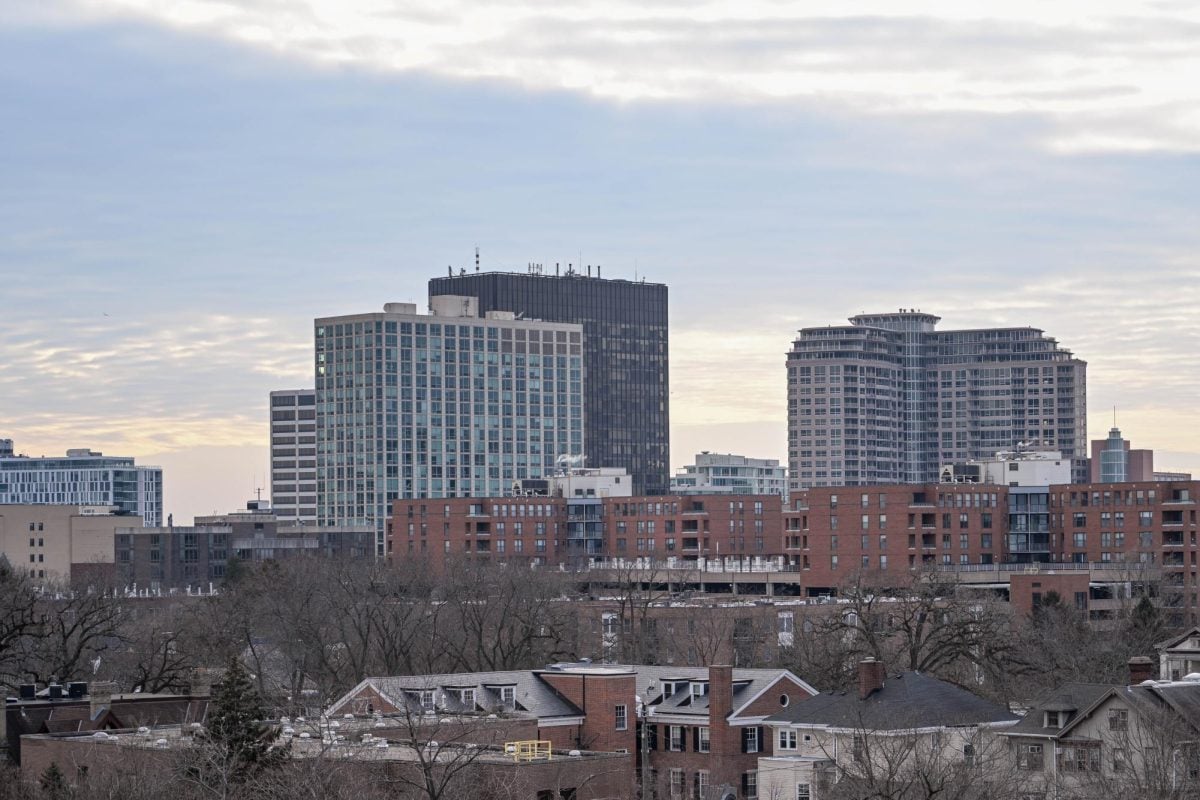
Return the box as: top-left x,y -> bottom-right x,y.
633,666 -> 812,719
356,671 -> 584,719
1123,681 -> 1200,733
1004,683 -> 1113,738
767,671 -> 1017,731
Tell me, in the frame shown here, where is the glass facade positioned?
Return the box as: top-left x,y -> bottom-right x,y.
0,452 -> 162,526
429,271 -> 670,495
314,306 -> 584,554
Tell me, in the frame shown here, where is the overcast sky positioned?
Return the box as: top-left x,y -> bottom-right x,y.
3,1 -> 1199,522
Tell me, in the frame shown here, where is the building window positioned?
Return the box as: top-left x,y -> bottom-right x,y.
615,704 -> 627,731
695,771 -> 709,800
742,727 -> 760,753
500,686 -> 515,709
1108,708 -> 1128,731
697,726 -> 710,752
420,691 -> 436,711
796,784 -> 811,800
742,771 -> 758,799
458,688 -> 476,708
669,769 -> 684,799
1018,743 -> 1044,770
778,729 -> 797,750
668,726 -> 685,752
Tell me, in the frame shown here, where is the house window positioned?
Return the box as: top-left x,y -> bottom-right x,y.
615,705 -> 628,731
963,743 -> 975,766
742,727 -> 760,753
668,726 -> 685,752
778,729 -> 797,750
796,784 -> 811,800
852,734 -> 865,761
1018,743 -> 1044,770
1058,743 -> 1100,772
695,771 -> 709,800
420,691 -> 435,711
1043,711 -> 1065,729
697,727 -> 710,753
669,769 -> 683,800
742,771 -> 758,799
1108,708 -> 1128,731
459,688 -> 476,708
500,686 -> 515,709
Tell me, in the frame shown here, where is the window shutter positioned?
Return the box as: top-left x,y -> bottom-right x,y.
758,726 -> 765,753
741,727 -> 749,753
693,727 -> 699,752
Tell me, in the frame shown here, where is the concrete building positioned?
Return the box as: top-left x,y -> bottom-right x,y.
787,310 -> 1087,490
429,267 -> 670,496
1090,425 -> 1156,483
314,297 -> 585,555
115,502 -> 373,590
672,452 -> 788,497
0,504 -> 143,585
0,442 -> 162,526
940,447 -> 1073,487
269,389 -> 317,524
514,467 -> 633,499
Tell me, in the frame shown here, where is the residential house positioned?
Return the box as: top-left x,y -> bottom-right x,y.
758,659 -> 1018,800
1158,626 -> 1200,681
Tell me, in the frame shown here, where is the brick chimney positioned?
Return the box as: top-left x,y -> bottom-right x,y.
1128,656 -> 1155,684
708,665 -> 736,788
858,658 -> 886,700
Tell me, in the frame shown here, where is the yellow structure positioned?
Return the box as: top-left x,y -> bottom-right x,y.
504,740 -> 553,762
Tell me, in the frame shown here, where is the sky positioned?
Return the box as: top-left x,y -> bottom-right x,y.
2,1 -> 1199,522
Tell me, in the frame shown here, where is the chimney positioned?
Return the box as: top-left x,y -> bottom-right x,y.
858,658 -> 886,700
708,665 -> 733,726
1128,656 -> 1155,684
89,682 -> 116,721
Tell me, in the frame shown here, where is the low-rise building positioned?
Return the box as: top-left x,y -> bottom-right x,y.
115,502 -> 373,590
759,659 -> 1018,800
999,669 -> 1200,798
0,504 -> 143,585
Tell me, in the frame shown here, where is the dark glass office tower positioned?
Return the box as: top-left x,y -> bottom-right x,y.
429,269 -> 669,495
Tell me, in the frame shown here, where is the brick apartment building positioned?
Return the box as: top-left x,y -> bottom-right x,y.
390,494 -> 784,570
391,478 -> 1200,623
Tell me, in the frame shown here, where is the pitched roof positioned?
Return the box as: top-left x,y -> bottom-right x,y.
1156,626 -> 1200,652
1003,683 -> 1115,738
766,671 -> 1017,731
333,672 -> 585,720
634,666 -> 812,719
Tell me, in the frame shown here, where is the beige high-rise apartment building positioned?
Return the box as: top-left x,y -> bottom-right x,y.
787,310 -> 1087,489
269,389 -> 316,525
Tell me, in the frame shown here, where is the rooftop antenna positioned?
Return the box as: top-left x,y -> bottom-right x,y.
475,246 -> 480,272
448,266 -> 452,277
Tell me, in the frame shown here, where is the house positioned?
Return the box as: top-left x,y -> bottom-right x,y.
1157,626 -> 1200,681
999,668 -> 1200,798
758,659 -> 1018,800
327,662 -> 817,800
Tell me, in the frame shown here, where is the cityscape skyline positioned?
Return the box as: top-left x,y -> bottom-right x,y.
3,5 -> 1199,522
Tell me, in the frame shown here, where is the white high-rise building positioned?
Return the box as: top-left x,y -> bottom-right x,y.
314,297 -> 585,554
269,389 -> 317,525
672,452 -> 788,496
0,442 -> 162,526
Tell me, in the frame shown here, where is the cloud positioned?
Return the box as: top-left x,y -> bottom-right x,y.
36,0 -> 1200,152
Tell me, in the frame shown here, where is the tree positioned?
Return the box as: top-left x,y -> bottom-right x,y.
182,656 -> 287,799
0,559 -> 40,691
38,763 -> 71,800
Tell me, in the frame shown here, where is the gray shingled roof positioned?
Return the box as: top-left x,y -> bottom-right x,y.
766,671 -> 1017,731
1003,683 -> 1113,737
634,666 -> 807,719
1122,681 -> 1200,733
356,671 -> 585,719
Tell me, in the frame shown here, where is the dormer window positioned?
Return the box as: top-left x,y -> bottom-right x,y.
660,681 -> 676,697
499,686 -> 516,709
1044,710 -> 1065,728
420,690 -> 436,712
691,682 -> 709,698
458,688 -> 476,708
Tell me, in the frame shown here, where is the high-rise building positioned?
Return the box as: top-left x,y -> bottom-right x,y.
429,267 -> 669,495
314,297 -> 584,553
672,452 -> 789,496
787,310 -> 1087,489
0,442 -> 162,526
269,389 -> 317,524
